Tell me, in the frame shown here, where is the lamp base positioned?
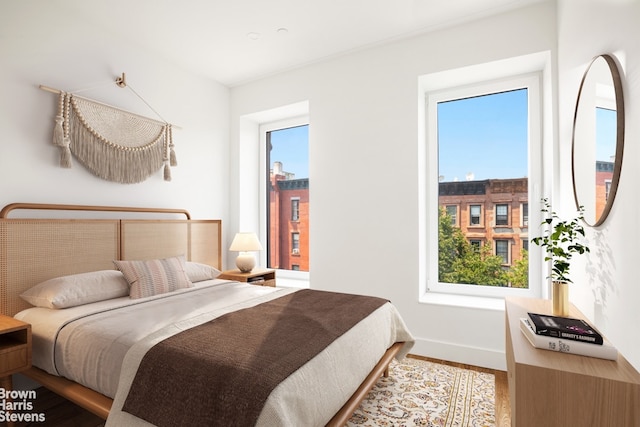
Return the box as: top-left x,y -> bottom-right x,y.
235,252 -> 256,273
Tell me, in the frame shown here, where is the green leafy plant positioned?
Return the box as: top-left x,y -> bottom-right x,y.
531,198 -> 590,283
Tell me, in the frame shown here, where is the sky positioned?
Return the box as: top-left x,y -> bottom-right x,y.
266,89 -> 613,182
596,107 -> 617,161
437,88 -> 528,182
269,124 -> 309,178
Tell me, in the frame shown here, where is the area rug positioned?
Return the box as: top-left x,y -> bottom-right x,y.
348,357 -> 496,427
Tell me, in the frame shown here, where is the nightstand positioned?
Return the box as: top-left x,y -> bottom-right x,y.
0,315 -> 31,392
219,268 -> 276,287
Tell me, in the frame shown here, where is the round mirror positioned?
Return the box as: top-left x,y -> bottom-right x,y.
571,54 -> 625,226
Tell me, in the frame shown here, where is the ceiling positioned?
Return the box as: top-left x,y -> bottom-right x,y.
54,0 -> 543,87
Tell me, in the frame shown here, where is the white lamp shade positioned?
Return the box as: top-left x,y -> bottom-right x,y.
229,232 -> 263,252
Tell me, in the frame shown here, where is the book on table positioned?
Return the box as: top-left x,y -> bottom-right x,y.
527,312 -> 604,345
519,318 -> 618,360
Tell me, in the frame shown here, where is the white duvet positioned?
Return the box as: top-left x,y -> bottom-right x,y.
15,281 -> 414,427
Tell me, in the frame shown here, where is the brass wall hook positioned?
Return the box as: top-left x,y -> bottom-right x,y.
115,72 -> 127,88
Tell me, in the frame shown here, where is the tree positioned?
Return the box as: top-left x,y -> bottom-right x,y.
438,207 -> 468,281
508,249 -> 529,288
438,208 -> 510,287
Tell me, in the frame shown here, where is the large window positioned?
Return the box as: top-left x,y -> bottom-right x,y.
426,73 -> 542,298
264,122 -> 309,273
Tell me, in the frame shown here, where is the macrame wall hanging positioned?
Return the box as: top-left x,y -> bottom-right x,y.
40,73 -> 178,184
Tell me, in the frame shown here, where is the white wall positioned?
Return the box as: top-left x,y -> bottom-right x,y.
0,2 -> 230,225
557,0 -> 640,369
230,1 -> 557,370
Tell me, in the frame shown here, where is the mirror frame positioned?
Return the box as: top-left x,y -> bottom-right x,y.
571,54 -> 625,227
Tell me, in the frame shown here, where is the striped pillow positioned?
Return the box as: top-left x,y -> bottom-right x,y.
114,256 -> 193,299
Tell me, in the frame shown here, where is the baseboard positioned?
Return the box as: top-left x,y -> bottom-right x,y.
409,337 -> 507,371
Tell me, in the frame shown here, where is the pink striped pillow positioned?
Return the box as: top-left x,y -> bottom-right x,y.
114,256 -> 193,299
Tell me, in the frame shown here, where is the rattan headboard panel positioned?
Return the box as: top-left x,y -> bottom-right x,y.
120,221 -> 189,261
0,220 -> 120,316
189,220 -> 222,268
120,220 -> 221,269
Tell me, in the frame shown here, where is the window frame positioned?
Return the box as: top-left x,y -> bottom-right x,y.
424,72 -> 543,300
445,205 -> 458,226
495,203 -> 509,226
291,198 -> 300,222
259,116 -> 310,284
469,204 -> 483,227
291,232 -> 300,254
495,239 -> 510,265
521,202 -> 529,227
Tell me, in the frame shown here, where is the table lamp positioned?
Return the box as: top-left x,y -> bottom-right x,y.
229,232 -> 263,272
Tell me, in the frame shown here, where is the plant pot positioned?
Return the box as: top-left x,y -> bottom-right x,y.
552,281 -> 569,317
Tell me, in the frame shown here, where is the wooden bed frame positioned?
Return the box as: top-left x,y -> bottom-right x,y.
0,202 -> 403,426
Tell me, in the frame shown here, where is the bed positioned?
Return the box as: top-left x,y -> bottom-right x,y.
0,203 -> 414,426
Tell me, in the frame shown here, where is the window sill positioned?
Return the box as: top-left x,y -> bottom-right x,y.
419,291 -> 505,311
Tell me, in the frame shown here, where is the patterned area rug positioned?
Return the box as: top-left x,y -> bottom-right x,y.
348,357 -> 495,427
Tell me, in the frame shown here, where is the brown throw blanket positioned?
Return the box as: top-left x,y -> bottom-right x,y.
122,289 -> 388,427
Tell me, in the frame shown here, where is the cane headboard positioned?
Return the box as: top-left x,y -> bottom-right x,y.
0,203 -> 222,316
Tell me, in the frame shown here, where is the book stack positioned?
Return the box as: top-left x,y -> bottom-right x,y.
247,276 -> 265,285
520,312 -> 618,360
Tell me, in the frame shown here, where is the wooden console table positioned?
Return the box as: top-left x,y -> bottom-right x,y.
505,297 -> 640,427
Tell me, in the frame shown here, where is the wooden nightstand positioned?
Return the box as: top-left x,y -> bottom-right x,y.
0,315 -> 31,392
505,297 -> 640,426
219,268 -> 276,287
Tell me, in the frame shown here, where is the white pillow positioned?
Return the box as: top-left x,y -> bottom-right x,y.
185,262 -> 221,283
20,270 -> 129,309
114,255 -> 193,299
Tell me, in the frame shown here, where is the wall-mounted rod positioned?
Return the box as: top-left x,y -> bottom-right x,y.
37,84 -> 181,129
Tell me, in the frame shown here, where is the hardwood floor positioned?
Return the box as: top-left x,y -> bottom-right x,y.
13,358 -> 511,427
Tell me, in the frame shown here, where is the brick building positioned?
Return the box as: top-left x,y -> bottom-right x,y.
268,162 -> 309,271
439,178 -> 529,266
595,160 -> 614,219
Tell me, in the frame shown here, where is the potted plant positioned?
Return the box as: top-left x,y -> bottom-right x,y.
531,198 -> 590,316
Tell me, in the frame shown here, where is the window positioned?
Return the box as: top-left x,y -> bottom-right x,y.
446,205 -> 457,226
495,204 -> 509,226
522,239 -> 529,252
291,198 -> 300,221
262,120 -> 309,274
495,240 -> 510,264
424,67 -> 544,299
469,205 -> 482,226
291,232 -> 300,254
470,239 -> 482,251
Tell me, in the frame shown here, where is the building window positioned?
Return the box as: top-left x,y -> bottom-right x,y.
522,203 -> 529,227
446,205 -> 458,226
495,204 -> 509,226
469,239 -> 482,251
291,232 -> 300,254
291,198 -> 300,221
425,64 -> 544,298
495,240 -> 510,264
522,239 -> 529,252
469,205 -> 482,226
